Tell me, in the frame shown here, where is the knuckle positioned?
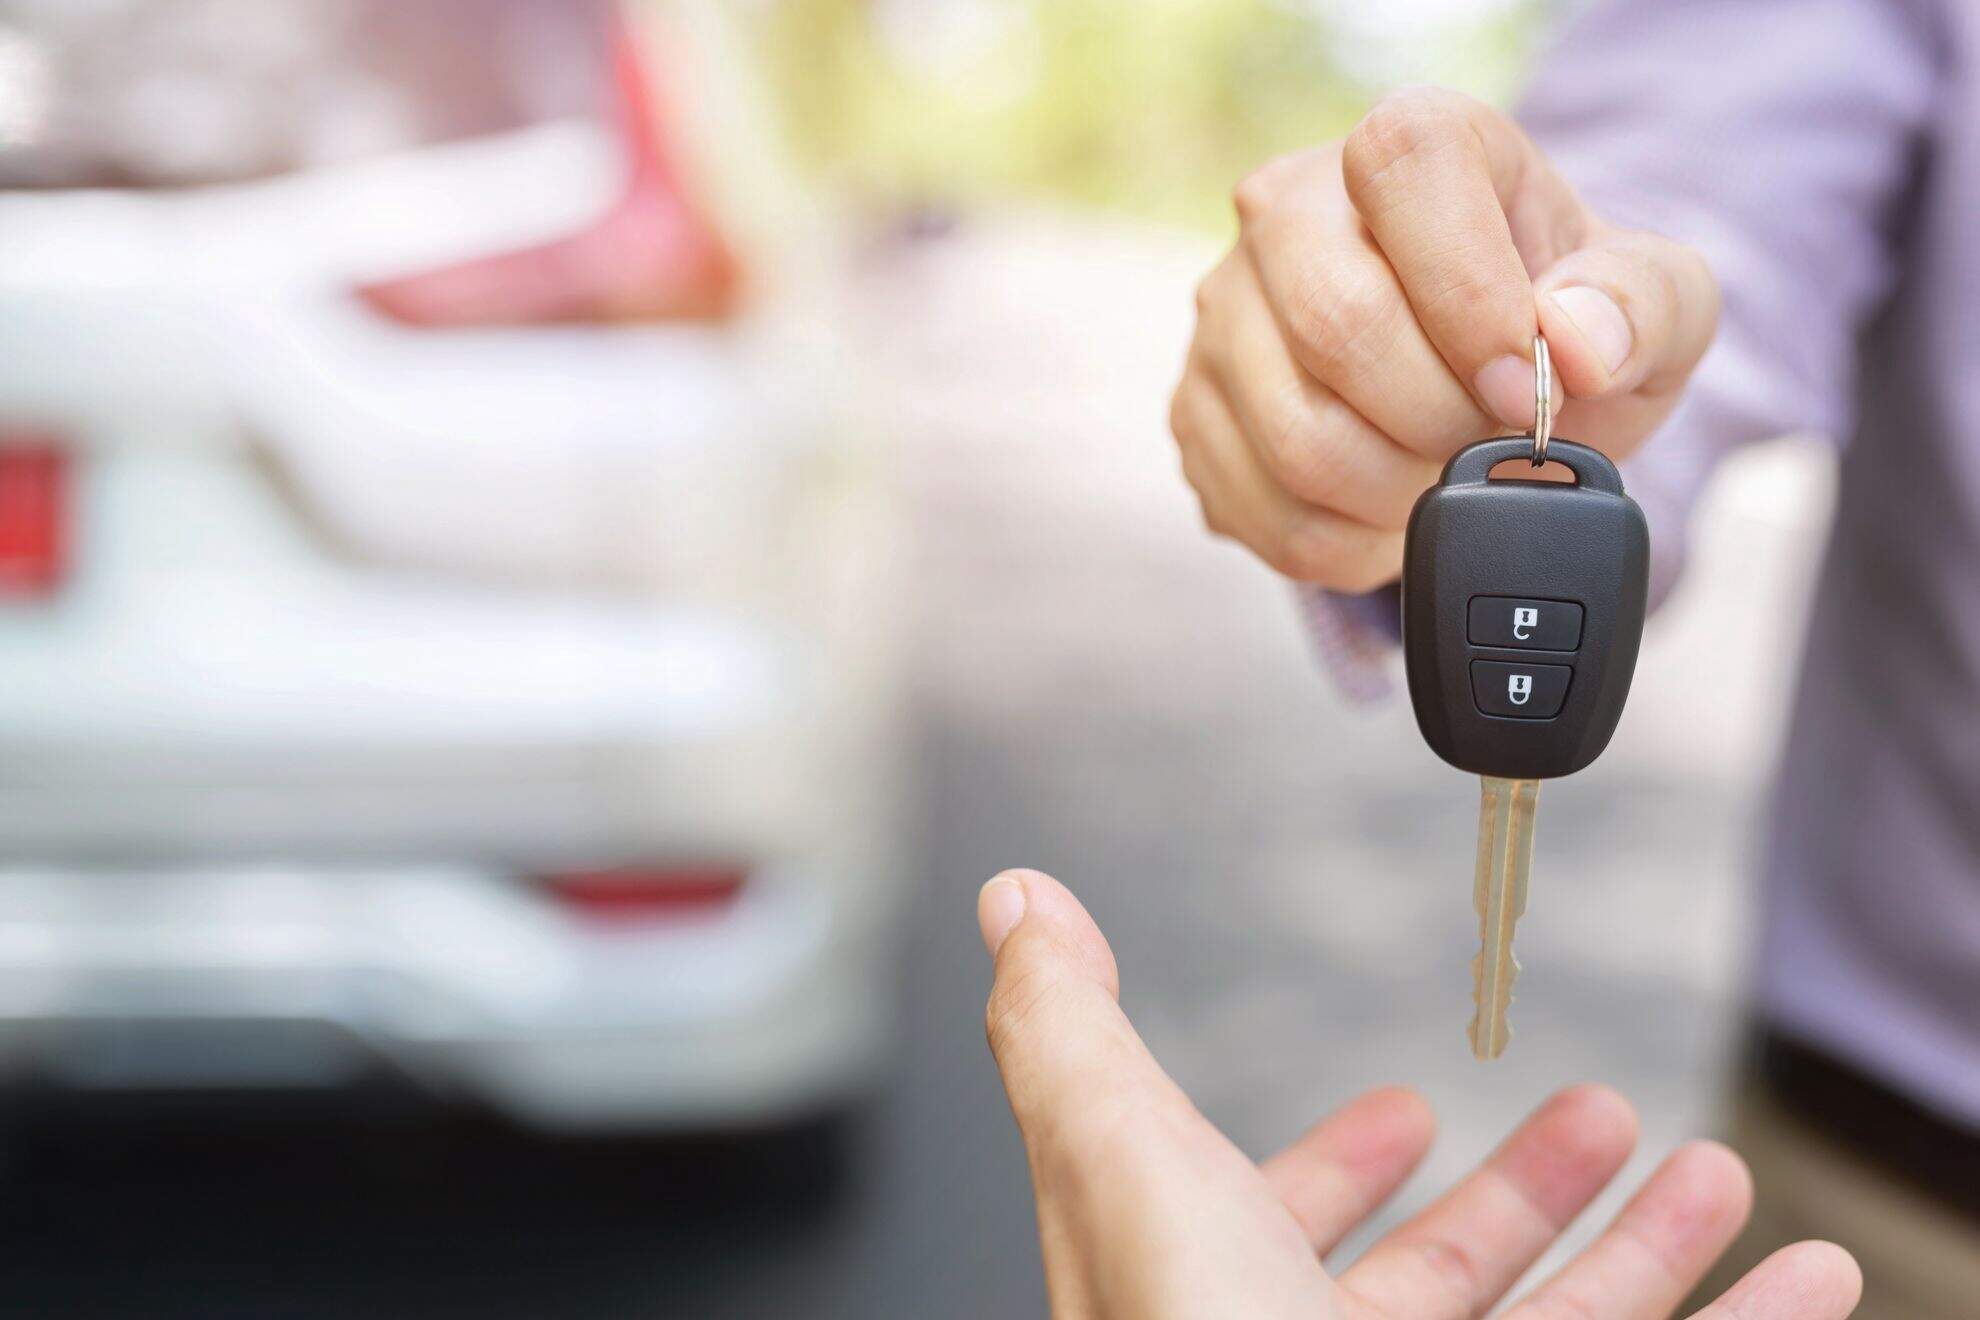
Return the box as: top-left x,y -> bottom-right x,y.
1403,1237 -> 1488,1312
1189,260 -> 1242,361
1285,265 -> 1399,384
1190,483 -> 1229,541
1422,260 -> 1527,331
1193,256 -> 1235,319
1231,146 -> 1327,225
1231,166 -> 1276,224
1259,392 -> 1351,507
1267,517 -> 1339,583
1169,371 -> 1217,452
1168,417 -> 1218,517
1197,497 -> 1226,539
983,961 -> 1060,1064
1167,383 -> 1195,447
1344,87 -> 1471,192
1188,480 -> 1231,539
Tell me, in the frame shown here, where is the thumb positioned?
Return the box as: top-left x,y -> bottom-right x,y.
1536,224 -> 1719,403
978,869 -> 1177,1148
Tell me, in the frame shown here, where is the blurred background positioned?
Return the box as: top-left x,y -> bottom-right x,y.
0,1 -> 1832,1315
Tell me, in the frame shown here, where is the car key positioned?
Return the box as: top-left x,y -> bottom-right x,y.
1401,338 -> 1649,1059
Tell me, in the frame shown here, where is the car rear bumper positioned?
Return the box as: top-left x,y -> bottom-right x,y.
0,863 -> 894,1131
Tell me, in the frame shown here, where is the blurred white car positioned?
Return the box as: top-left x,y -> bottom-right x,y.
0,73 -> 904,1131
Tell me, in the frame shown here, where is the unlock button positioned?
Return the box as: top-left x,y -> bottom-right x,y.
1469,597 -> 1583,650
1471,661 -> 1572,719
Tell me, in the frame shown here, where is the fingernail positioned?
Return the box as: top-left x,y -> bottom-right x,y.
1474,354 -> 1535,431
1549,286 -> 1632,374
978,874 -> 1028,955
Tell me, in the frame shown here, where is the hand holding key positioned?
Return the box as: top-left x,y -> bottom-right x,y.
1173,87 -> 1690,1060
978,869 -> 1863,1319
1171,88 -> 1717,591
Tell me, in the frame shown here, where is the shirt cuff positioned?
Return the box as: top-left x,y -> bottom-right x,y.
1295,582 -> 1401,703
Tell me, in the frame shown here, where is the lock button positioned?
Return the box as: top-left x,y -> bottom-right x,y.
1468,596 -> 1584,651
1471,660 -> 1572,719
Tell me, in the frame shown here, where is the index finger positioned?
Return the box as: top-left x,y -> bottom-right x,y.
1341,88 -> 1581,430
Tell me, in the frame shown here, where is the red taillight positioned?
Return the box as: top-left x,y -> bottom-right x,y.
0,438 -> 67,600
355,14 -> 740,328
539,863 -> 748,924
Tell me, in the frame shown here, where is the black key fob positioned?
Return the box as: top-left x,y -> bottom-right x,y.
1402,437 -> 1649,779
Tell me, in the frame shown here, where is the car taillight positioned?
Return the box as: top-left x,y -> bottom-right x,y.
538,863 -> 748,924
0,437 -> 67,600
355,13 -> 740,327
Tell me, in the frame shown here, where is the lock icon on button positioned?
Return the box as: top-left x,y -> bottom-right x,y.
1507,673 -> 1533,705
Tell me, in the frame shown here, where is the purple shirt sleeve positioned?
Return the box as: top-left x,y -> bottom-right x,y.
1523,0 -> 1940,591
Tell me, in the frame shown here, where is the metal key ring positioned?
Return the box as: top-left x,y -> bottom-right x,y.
1529,334 -> 1552,466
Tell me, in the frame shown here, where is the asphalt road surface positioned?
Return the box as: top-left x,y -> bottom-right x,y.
0,221 -> 1830,1318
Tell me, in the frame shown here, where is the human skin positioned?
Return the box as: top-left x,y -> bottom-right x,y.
1170,87 -> 1718,590
977,868 -> 1862,1318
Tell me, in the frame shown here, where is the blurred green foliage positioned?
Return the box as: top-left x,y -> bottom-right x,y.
741,0 -> 1541,231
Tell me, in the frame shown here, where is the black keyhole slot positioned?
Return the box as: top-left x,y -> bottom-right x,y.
1486,458 -> 1577,484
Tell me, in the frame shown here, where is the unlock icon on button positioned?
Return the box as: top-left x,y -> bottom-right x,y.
1512,606 -> 1539,640
1507,673 -> 1533,705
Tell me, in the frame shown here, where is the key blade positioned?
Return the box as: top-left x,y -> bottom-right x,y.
1469,776 -> 1538,1061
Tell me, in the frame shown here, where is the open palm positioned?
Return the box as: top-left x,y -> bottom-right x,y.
977,868 -> 1860,1319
